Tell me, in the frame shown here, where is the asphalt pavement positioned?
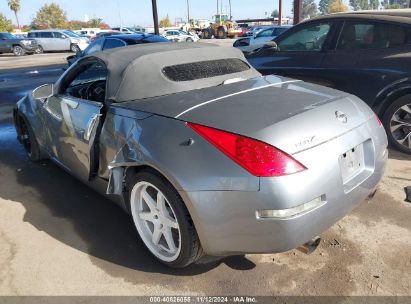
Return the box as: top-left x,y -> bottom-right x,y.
0,51 -> 410,296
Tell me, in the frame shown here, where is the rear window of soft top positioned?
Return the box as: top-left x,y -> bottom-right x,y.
162,58 -> 250,82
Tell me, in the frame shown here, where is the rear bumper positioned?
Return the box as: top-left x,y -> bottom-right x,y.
179,120 -> 388,256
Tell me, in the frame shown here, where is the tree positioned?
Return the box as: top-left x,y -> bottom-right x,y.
381,0 -> 408,8
0,13 -> 13,32
350,0 -> 379,10
68,20 -> 86,30
159,15 -> 172,28
369,0 -> 379,9
88,17 -> 103,28
7,0 -> 20,28
318,0 -> 333,14
271,9 -> 279,18
328,0 -> 349,13
302,0 -> 318,19
32,3 -> 67,29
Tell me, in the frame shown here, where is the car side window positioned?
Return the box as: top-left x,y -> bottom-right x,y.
273,27 -> 288,36
62,62 -> 107,103
256,29 -> 274,38
277,22 -> 332,51
39,32 -> 53,38
337,21 -> 411,50
53,32 -> 64,38
103,38 -> 126,50
84,39 -> 104,55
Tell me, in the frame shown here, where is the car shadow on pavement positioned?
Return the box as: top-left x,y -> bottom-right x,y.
388,148 -> 411,161
0,120 -> 256,277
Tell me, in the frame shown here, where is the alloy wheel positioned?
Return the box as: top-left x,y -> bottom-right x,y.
35,46 -> 44,54
13,46 -> 23,56
71,44 -> 80,53
130,181 -> 181,262
390,103 -> 411,150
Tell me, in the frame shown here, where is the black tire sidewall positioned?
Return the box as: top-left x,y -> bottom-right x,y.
382,94 -> 411,154
127,169 -> 201,268
19,115 -> 42,161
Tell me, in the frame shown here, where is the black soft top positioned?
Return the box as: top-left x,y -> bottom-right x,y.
87,42 -> 260,102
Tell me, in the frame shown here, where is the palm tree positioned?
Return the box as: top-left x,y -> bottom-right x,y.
7,0 -> 20,28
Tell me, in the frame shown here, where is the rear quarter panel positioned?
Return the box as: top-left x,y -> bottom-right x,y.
16,95 -> 48,149
98,111 -> 259,192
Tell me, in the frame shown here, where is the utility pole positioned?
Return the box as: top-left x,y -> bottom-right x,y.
278,0 -> 282,25
229,0 -> 232,19
217,0 -> 219,15
151,0 -> 159,35
116,0 -> 122,28
187,0 -> 190,23
293,0 -> 302,25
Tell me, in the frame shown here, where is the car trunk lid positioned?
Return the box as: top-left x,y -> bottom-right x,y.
176,77 -> 372,154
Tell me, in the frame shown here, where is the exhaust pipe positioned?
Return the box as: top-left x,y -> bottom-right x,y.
297,236 -> 321,255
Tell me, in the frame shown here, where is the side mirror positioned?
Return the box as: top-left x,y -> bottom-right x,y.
32,84 -> 54,100
262,41 -> 279,51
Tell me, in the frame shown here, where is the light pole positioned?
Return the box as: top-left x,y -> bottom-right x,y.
187,0 -> 190,23
151,0 -> 159,35
293,0 -> 302,25
278,0 -> 282,25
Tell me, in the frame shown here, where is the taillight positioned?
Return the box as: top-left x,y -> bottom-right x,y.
187,122 -> 306,177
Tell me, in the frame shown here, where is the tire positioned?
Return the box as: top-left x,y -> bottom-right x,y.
201,29 -> 212,39
18,116 -> 42,162
186,37 -> 194,42
216,27 -> 227,39
127,169 -> 203,268
35,45 -> 44,54
71,44 -> 80,53
382,94 -> 411,154
13,45 -> 25,56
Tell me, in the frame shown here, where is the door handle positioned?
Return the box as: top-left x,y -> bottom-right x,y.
84,114 -> 102,141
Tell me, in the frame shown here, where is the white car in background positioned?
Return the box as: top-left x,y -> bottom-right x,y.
163,30 -> 200,42
27,29 -> 89,53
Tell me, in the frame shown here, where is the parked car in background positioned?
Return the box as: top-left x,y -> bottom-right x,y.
111,27 -> 143,35
12,32 -> 28,38
0,32 -> 38,56
28,29 -> 89,53
90,31 -> 122,42
74,28 -> 101,39
233,25 -> 291,48
247,10 -> 411,154
66,33 -> 168,66
14,43 -> 387,268
237,23 -> 249,37
163,30 -> 200,42
249,25 -> 292,45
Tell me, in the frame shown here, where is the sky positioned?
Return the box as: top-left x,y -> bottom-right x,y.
0,0 -> 315,28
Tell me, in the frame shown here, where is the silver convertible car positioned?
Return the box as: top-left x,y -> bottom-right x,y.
13,43 -> 387,268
